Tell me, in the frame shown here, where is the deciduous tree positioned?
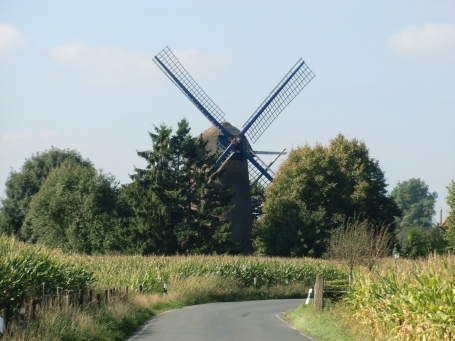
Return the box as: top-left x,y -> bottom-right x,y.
390,178 -> 437,231
0,148 -> 92,236
20,159 -> 122,253
327,217 -> 393,284
253,134 -> 400,257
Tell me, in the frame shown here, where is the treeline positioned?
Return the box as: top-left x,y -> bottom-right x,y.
0,119 -> 236,255
1,119 -> 454,257
253,135 -> 455,258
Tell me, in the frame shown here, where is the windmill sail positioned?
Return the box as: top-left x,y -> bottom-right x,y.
153,47 -> 227,131
243,59 -> 315,144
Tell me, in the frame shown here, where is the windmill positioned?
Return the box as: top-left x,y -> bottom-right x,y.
153,47 -> 315,252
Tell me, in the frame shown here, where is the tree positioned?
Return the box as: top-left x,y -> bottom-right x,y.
0,148 -> 92,236
20,159 -> 122,254
253,134 -> 400,257
327,217 -> 393,284
390,178 -> 437,231
125,119 -> 235,255
398,224 -> 446,258
444,180 -> 455,251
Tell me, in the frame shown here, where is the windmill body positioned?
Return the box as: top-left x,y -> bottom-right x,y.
153,47 -> 315,252
201,122 -> 253,251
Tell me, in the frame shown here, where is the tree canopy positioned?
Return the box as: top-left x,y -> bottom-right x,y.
124,119 -> 235,255
0,148 -> 92,236
390,178 -> 437,230
253,134 -> 400,257
20,159 -> 122,253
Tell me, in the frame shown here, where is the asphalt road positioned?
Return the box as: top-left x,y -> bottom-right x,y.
128,299 -> 313,341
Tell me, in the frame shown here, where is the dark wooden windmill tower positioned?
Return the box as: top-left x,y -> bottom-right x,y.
153,47 -> 315,252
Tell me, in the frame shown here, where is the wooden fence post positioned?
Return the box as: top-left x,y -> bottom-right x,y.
42,282 -> 48,310
96,293 -> 101,308
57,287 -> 62,307
138,284 -> 143,293
65,292 -> 71,308
19,307 -> 26,330
31,299 -> 37,320
89,289 -> 93,303
78,290 -> 84,307
314,275 -> 324,311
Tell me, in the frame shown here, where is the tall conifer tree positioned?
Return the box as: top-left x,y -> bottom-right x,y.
126,119 -> 235,255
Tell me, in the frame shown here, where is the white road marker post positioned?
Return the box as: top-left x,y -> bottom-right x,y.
0,315 -> 4,334
163,283 -> 168,297
305,288 -> 313,305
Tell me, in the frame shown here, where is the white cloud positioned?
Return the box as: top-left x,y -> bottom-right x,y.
38,131 -> 60,139
1,130 -> 30,142
50,42 -> 156,85
49,43 -> 231,85
173,48 -> 232,76
387,23 -> 455,64
0,24 -> 26,55
0,131 -> 31,157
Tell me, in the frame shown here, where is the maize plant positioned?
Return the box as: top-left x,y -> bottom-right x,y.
346,254 -> 455,340
0,236 -> 94,311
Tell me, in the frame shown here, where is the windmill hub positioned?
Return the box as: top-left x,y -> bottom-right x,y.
202,122 -> 249,161
228,135 -> 243,146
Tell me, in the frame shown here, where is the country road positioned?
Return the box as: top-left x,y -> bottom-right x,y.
128,299 -> 313,341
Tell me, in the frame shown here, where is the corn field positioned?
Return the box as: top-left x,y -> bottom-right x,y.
346,254 -> 455,341
0,236 -> 94,312
1,235 -> 345,312
71,253 -> 345,292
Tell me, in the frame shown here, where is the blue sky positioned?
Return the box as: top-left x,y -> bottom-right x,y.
1,0 -> 454,220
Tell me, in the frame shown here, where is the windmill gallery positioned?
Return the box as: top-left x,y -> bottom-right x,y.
153,47 -> 315,251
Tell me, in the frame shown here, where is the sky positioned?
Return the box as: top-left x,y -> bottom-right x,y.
1,0 -> 454,220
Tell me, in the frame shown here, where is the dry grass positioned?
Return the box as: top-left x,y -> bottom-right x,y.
1,292 -> 171,341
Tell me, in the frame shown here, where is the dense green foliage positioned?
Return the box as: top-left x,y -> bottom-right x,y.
398,225 -> 446,258
0,236 -> 94,311
124,119 -> 235,255
19,159 -> 122,253
0,148 -> 92,236
346,255 -> 455,340
390,178 -> 445,257
253,134 -> 400,257
445,179 -> 455,251
390,178 -> 437,231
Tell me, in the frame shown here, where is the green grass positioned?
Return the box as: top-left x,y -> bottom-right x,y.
282,301 -> 372,341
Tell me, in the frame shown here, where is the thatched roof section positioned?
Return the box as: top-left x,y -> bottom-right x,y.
200,122 -> 239,154
200,122 -> 253,155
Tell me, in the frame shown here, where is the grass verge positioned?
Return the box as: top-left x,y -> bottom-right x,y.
282,301 -> 372,341
2,276 -> 309,341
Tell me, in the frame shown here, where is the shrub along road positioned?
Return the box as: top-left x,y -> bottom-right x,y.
128,299 -> 312,341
